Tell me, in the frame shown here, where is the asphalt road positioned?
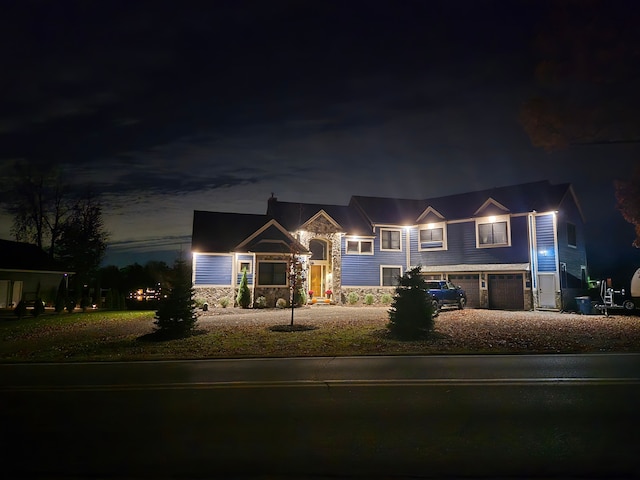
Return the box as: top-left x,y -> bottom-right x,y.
2,354 -> 639,479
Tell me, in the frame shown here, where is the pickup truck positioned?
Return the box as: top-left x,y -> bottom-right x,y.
425,280 -> 467,311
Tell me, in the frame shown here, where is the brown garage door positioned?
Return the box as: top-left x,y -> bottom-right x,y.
488,274 -> 524,310
448,274 -> 480,308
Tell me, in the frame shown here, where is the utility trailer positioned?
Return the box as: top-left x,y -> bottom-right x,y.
593,268 -> 639,315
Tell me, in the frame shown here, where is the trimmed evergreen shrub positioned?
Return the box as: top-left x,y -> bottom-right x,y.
255,296 -> 267,308
14,300 -> 27,319
364,293 -> 374,305
219,297 -> 230,308
32,299 -> 45,317
348,292 -> 359,304
381,293 -> 393,304
276,298 -> 287,308
154,258 -> 197,338
55,278 -> 67,313
387,265 -> 435,339
237,269 -> 251,308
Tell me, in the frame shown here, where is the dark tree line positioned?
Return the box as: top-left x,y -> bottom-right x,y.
3,161 -> 109,307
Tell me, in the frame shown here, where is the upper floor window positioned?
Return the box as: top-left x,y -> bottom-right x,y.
257,261 -> 287,286
419,222 -> 447,250
476,215 -> 510,247
567,223 -> 577,247
346,239 -> 374,254
380,228 -> 402,251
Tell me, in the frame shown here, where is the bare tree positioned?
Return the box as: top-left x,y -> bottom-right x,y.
7,161 -> 71,257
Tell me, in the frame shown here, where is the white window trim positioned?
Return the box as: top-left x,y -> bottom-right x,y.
418,222 -> 448,251
380,265 -> 403,286
475,214 -> 511,248
256,260 -> 289,287
380,228 -> 403,252
346,238 -> 374,255
237,260 -> 252,274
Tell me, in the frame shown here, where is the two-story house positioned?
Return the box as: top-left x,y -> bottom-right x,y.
191,180 -> 588,311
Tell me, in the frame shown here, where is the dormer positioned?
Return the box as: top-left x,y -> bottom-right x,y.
417,206 -> 447,251
473,197 -> 510,217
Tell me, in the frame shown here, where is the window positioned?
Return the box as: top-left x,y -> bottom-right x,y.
567,223 -> 577,247
419,223 -> 446,250
257,262 -> 287,285
346,239 -> 373,254
476,215 -> 510,247
238,261 -> 251,274
380,229 -> 401,251
381,266 -> 402,286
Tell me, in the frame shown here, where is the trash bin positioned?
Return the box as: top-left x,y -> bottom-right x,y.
575,296 -> 592,315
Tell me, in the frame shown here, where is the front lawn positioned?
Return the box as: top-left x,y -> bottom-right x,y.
1,308 -> 639,362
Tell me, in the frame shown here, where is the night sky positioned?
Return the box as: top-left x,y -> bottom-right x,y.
1,0 -> 639,281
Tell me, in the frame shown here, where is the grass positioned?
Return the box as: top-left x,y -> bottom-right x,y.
1,308 -> 639,362
0,310 -> 390,362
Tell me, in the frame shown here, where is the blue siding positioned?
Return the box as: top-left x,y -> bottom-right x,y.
535,214 -> 557,272
342,230 -> 406,286
412,217 -> 529,266
195,255 -> 233,285
557,194 -> 588,287
236,253 -> 254,285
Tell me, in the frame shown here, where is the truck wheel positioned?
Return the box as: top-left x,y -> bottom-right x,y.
623,300 -> 635,310
431,299 -> 440,315
458,297 -> 466,309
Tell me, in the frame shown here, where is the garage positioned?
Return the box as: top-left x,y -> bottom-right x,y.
448,274 -> 480,308
488,274 -> 524,310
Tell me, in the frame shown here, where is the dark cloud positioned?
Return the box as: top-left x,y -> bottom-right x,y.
0,0 -> 638,275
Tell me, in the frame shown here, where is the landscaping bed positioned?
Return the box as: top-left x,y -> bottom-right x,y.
0,306 -> 638,362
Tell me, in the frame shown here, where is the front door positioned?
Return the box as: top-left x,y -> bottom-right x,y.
538,274 -> 557,309
310,265 -> 324,298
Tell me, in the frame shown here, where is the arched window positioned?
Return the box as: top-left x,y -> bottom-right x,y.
309,239 -> 327,260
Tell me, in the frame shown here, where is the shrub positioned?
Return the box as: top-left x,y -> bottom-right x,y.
348,292 -> 359,305
276,297 -> 288,309
154,258 -> 197,338
381,293 -> 393,304
237,269 -> 251,308
364,293 -> 375,305
219,297 -> 230,308
295,288 -> 306,307
66,299 -> 76,313
255,296 -> 267,308
55,278 -> 67,313
387,265 -> 434,339
32,299 -> 45,317
80,295 -> 91,312
14,300 -> 27,319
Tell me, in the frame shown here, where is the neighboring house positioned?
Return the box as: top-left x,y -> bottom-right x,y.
0,239 -> 73,309
191,180 -> 588,311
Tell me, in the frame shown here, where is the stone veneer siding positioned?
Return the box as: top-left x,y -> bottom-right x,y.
340,287 -> 395,306
297,216 -> 343,304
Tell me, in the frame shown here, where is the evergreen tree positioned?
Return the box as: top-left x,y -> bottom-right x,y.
388,265 -> 435,339
236,269 -> 251,308
154,258 -> 197,337
55,277 -> 67,313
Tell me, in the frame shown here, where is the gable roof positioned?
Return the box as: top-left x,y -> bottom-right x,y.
267,198 -> 373,235
191,211 -> 307,253
235,220 -> 308,253
351,181 -> 574,224
0,239 -> 71,272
